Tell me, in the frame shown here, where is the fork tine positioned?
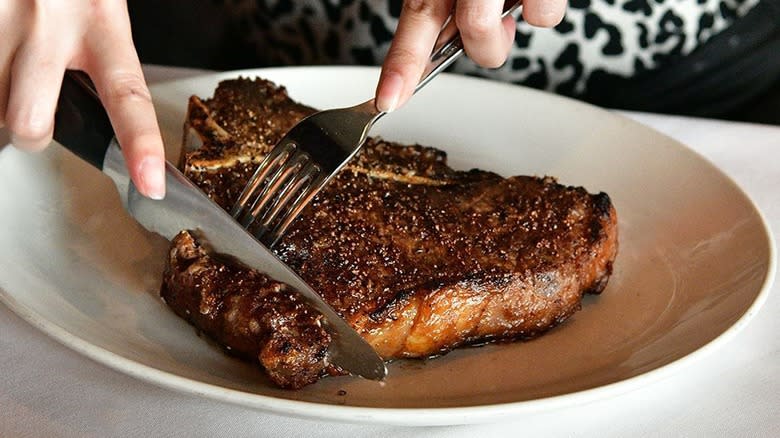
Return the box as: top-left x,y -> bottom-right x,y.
231,141 -> 296,220
264,172 -> 327,247
243,151 -> 310,233
251,162 -> 323,245
235,145 -> 299,228
247,152 -> 315,233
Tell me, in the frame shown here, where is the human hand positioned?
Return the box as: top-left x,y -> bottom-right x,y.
376,0 -> 566,112
1,0 -> 165,199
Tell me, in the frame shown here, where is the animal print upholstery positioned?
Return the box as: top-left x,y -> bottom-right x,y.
218,0 -> 760,98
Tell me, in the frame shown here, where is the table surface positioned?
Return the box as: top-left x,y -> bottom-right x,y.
1,65 -> 777,437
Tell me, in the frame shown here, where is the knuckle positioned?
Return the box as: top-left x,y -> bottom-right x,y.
124,131 -> 163,151
402,0 -> 436,16
457,11 -> 495,40
386,46 -> 425,73
86,0 -> 112,21
103,72 -> 152,104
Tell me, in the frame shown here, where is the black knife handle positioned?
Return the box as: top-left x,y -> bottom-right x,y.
53,70 -> 115,170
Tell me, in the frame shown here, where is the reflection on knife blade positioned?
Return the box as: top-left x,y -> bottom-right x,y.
54,70 -> 387,382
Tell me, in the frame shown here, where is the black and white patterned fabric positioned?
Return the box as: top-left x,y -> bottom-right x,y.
220,0 -> 760,98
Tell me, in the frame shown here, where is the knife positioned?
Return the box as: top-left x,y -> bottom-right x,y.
53,70 -> 387,381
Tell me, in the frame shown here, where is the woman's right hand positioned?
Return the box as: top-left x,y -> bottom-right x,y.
1,0 -> 166,199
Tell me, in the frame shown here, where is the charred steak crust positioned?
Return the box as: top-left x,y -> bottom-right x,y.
160,77 -> 619,388
161,232 -> 341,389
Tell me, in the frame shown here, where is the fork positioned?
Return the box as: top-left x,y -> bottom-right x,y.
232,1 -> 522,247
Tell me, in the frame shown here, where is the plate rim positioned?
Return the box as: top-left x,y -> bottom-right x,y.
0,66 -> 775,426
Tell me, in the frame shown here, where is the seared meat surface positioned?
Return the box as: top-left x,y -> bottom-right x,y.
160,77 -> 619,388
162,231 -> 339,388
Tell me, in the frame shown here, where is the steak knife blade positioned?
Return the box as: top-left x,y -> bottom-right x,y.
53,70 -> 387,381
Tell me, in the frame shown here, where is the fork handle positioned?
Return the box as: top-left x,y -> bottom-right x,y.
414,1 -> 522,95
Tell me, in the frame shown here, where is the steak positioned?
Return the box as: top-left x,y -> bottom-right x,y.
160,77 -> 619,389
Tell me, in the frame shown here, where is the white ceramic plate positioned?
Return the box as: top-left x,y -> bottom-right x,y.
0,67 -> 774,426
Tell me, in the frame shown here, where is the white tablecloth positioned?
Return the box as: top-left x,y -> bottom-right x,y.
1,65 -> 777,437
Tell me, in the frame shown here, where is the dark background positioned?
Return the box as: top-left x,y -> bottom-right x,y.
127,1 -> 779,125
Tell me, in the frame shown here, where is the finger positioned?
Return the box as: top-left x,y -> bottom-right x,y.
502,15 -> 518,47
84,2 -> 165,199
5,13 -> 75,151
0,5 -> 28,128
376,0 -> 454,112
0,46 -> 14,130
455,0 -> 514,68
522,0 -> 567,28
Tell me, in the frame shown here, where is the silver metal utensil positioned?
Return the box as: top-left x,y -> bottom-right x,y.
232,1 -> 523,247
54,70 -> 387,381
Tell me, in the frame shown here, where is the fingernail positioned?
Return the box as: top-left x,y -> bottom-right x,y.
138,156 -> 166,200
376,72 -> 403,113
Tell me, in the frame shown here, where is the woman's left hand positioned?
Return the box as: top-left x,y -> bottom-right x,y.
375,0 -> 566,112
